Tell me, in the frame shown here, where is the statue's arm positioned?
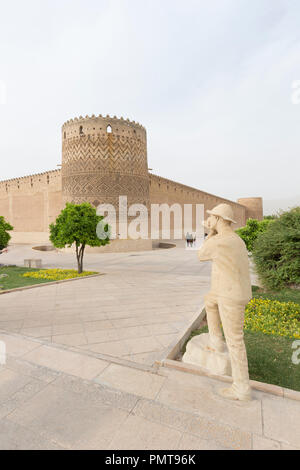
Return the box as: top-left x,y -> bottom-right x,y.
198,232 -> 217,261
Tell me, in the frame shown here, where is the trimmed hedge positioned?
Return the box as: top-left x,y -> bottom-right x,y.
252,207 -> 300,289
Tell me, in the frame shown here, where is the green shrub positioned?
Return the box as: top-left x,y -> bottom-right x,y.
236,218 -> 273,251
0,216 -> 13,251
252,207 -> 300,289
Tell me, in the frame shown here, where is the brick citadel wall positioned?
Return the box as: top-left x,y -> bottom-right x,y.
149,174 -> 247,229
237,197 -> 263,221
0,170 -> 62,244
0,114 -> 263,248
0,168 -> 250,245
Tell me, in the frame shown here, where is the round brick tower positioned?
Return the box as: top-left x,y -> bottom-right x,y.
237,197 -> 263,221
61,114 -> 150,212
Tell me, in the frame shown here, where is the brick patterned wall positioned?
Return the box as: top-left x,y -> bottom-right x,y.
237,197 -> 263,221
0,114 -> 262,247
149,174 -> 247,229
0,170 -> 62,233
61,115 -> 150,215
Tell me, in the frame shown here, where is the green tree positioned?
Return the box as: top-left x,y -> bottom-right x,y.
252,207 -> 300,290
50,203 -> 110,273
0,216 -> 13,251
236,218 -> 273,252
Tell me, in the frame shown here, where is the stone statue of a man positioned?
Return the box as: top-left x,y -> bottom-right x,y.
197,204 -> 252,401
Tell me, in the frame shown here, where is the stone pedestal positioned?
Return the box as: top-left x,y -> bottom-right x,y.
24,259 -> 42,269
182,333 -> 232,376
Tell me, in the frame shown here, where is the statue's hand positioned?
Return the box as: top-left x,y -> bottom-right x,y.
206,229 -> 217,240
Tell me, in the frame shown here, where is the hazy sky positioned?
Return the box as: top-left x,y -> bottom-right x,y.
0,0 -> 299,213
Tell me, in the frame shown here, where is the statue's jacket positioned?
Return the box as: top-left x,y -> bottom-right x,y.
198,230 -> 252,305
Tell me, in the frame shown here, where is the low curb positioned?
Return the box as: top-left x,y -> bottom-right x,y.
0,273 -> 104,295
159,307 -> 300,402
161,303 -> 206,362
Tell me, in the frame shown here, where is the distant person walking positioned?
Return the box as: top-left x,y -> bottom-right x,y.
185,232 -> 193,248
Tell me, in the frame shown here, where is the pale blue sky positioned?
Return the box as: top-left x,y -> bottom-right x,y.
0,0 -> 299,213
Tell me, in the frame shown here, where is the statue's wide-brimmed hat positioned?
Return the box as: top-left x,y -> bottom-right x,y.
206,203 -> 237,224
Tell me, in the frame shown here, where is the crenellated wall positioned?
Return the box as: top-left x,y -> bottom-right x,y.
0,113 -> 263,249
149,174 -> 247,228
0,170 -> 62,244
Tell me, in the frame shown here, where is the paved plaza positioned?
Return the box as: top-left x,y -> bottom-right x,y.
0,244 -> 299,450
0,243 -> 209,366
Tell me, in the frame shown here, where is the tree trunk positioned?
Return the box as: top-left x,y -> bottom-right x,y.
75,243 -> 86,274
75,243 -> 81,274
79,244 -> 85,274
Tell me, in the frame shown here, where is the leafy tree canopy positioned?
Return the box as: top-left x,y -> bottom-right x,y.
0,216 -> 13,251
50,203 -> 110,273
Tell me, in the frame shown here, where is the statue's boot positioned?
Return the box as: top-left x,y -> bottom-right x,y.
218,386 -> 252,402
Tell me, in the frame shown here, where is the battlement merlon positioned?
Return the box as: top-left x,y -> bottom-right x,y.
0,169 -> 61,186
62,115 -> 146,141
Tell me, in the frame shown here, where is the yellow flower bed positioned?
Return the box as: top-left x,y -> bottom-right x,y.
23,269 -> 98,281
245,298 -> 300,339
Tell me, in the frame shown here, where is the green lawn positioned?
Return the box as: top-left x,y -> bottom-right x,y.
182,286 -> 300,391
0,266 -> 55,290
0,266 -> 97,290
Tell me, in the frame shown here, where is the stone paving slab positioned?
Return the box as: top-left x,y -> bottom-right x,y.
0,344 -> 299,450
0,417 -> 65,450
95,363 -> 166,400
23,344 -> 109,380
108,414 -> 183,450
261,393 -> 300,447
0,333 -> 41,358
7,383 -> 130,450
